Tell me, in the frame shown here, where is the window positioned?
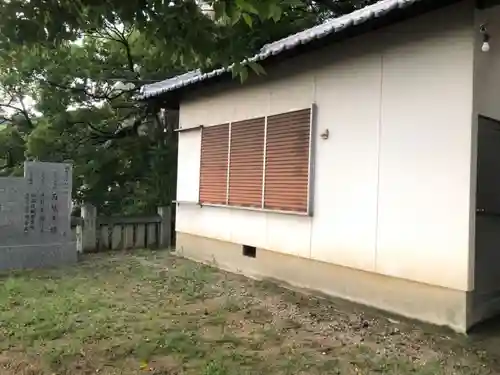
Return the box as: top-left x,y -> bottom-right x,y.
199,123 -> 229,205
228,117 -> 266,207
199,106 -> 313,214
264,109 -> 311,212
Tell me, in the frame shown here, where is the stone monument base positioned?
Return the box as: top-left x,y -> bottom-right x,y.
0,242 -> 77,272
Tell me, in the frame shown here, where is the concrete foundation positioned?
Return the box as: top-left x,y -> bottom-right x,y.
176,232 -> 474,333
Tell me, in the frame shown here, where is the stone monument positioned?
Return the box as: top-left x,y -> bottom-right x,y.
0,161 -> 76,270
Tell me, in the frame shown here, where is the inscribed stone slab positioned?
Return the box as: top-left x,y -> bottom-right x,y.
0,161 -> 76,270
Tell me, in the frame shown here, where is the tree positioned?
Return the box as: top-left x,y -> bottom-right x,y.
0,1 -> 373,69
0,30 -> 181,213
0,0 -> 372,214
0,126 -> 25,176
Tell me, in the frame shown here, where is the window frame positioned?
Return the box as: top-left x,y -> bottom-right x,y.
197,103 -> 316,216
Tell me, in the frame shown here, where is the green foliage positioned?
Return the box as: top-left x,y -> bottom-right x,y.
0,0 -> 372,214
0,126 -> 25,176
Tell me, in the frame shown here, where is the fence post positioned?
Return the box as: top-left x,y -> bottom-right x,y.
158,206 -> 172,248
81,203 -> 97,253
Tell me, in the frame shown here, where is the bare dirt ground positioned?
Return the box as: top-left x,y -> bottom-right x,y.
0,250 -> 499,374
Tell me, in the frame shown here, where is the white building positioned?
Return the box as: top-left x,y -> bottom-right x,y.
141,0 -> 500,332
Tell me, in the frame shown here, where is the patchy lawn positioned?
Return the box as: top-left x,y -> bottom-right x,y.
0,251 -> 499,374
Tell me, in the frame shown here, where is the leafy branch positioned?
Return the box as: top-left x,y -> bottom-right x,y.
43,78 -> 138,102
86,21 -> 139,79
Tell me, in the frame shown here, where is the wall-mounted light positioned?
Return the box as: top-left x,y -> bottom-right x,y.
480,24 -> 491,53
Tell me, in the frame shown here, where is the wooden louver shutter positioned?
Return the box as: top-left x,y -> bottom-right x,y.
228,117 -> 265,207
264,108 -> 311,213
199,124 -> 229,205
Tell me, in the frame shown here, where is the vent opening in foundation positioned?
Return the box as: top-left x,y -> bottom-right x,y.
242,245 -> 256,258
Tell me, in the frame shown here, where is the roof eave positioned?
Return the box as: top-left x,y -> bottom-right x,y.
141,0 -> 464,107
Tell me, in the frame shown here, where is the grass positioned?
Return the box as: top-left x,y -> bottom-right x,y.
0,251 -> 499,374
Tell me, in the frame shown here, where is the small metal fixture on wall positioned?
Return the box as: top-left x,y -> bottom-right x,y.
320,129 -> 330,140
480,24 -> 491,53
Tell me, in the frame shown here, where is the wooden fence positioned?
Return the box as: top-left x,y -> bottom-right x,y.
73,204 -> 172,253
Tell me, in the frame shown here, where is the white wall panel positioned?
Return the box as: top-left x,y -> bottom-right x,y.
176,2 -> 475,290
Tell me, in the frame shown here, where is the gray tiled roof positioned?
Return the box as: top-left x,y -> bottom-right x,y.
139,0 -> 427,99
